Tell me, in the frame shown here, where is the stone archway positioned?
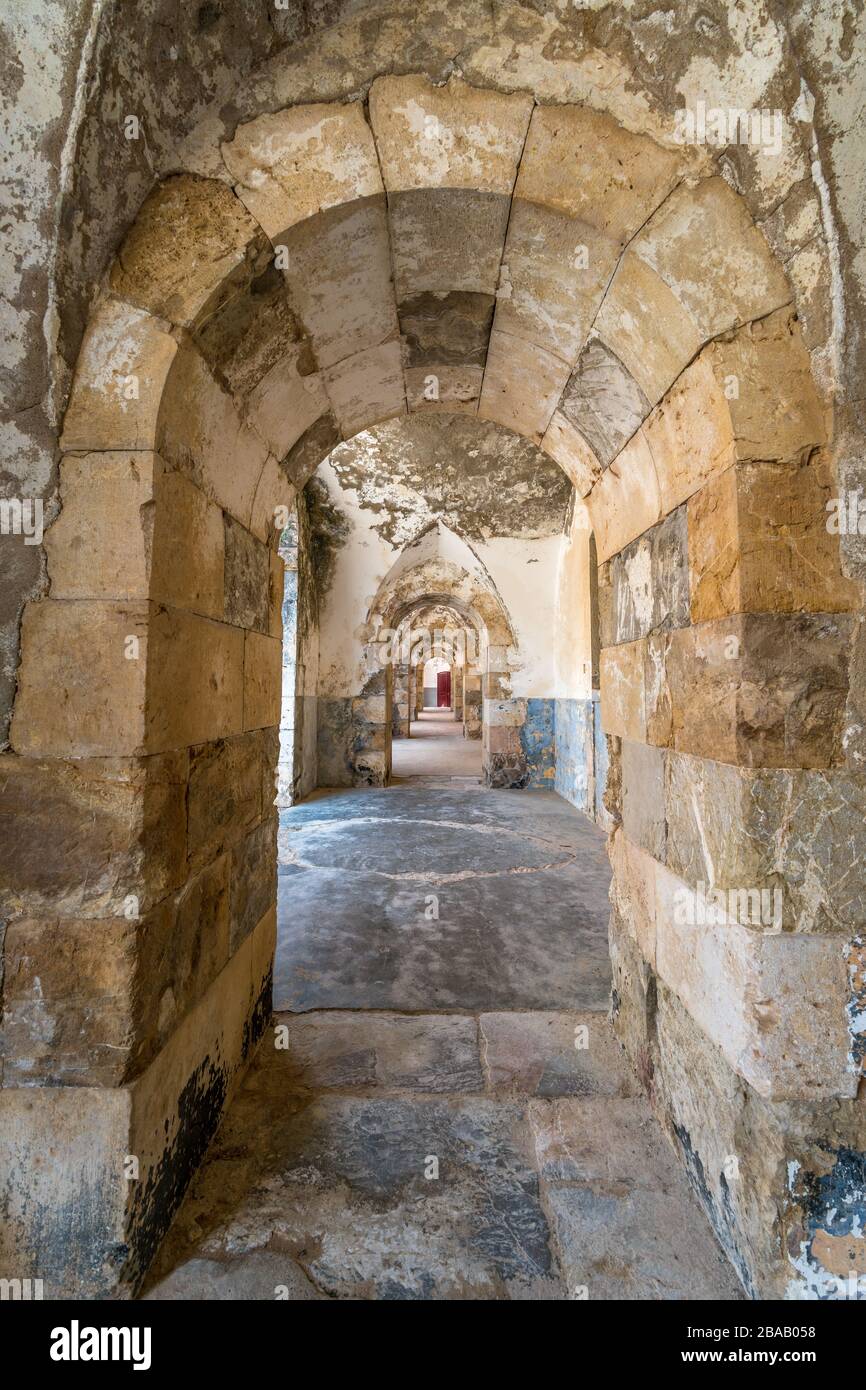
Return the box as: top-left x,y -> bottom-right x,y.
1,72 -> 861,1301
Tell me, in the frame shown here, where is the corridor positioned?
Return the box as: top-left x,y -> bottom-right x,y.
391,709 -> 483,784
143,788 -> 741,1301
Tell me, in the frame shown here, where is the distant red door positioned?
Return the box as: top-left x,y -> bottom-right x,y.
437,671 -> 451,707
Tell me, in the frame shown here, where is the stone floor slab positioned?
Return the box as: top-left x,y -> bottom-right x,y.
481,1012 -> 639,1097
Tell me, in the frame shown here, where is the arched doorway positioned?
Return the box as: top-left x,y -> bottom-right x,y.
1,70 -> 859,1301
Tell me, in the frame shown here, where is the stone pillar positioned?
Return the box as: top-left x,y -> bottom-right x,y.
451,663 -> 463,721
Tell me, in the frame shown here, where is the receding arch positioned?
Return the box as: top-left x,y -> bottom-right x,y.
3,72 -> 860,1303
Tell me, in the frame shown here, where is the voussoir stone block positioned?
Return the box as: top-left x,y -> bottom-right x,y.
630,177 -> 791,340
495,203 -> 619,362
558,338 -> 651,469
479,330 -> 571,442
60,299 -> 177,453
514,105 -> 683,245
586,427 -> 662,564
594,248 -> 703,406
388,187 -> 512,299
369,75 -> 533,194
323,340 -> 406,436
109,175 -> 262,326
157,344 -> 268,525
541,412 -> 603,496
222,101 -> 383,239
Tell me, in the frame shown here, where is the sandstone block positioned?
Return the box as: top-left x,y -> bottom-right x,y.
0,751 -> 187,920
148,608 -> 244,751
12,600 -> 149,756
60,300 -> 177,452
369,75 -> 533,194
222,102 -> 383,238
388,187 -> 511,299
479,330 -> 570,442
46,452 -> 159,601
558,338 -> 651,468
243,630 -> 282,731
229,816 -> 277,953
151,471 -> 225,619
600,639 -> 646,742
323,340 -> 405,436
688,456 -> 859,621
187,731 -> 263,871
586,427 -> 662,564
643,354 -> 735,514
594,248 -> 703,405
109,175 -> 261,326
223,514 -> 269,632
621,739 -> 666,861
541,412 -> 603,496
514,105 -> 683,245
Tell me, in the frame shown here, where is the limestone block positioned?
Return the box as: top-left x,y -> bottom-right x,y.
594,249 -> 703,405
148,608 -> 244,751
369,75 -> 533,194
643,355 -> 735,515
229,816 -> 277,953
125,906 -> 275,1291
191,259 -> 309,401
708,309 -> 824,463
133,853 -> 232,1072
109,175 -> 261,326
249,454 -> 296,547
665,752 -> 866,935
664,613 -> 852,767
587,428 -> 662,564
150,471 -> 225,620
12,600 -> 149,756
609,828 -> 658,968
630,178 -> 791,339
157,345 -> 267,525
323,339 -> 406,436
541,412 -> 603,496
654,859 -> 854,1101
388,188 -> 512,299
60,300 -> 177,452
244,350 -> 329,460
405,365 -> 483,415
480,1012 -> 639,1098
277,1011 -> 483,1092
269,550 -> 284,639
688,456 -> 859,621
278,196 -> 398,370
0,750 -> 187,920
558,338 -> 651,468
46,452 -> 159,602
599,639 -> 646,742
187,731 -> 264,872
282,413 -> 341,489
495,204 -> 619,361
621,740 -> 666,861
244,630 -> 282,731
514,105 -> 683,245
223,515 -> 269,632
399,290 -> 494,368
609,904 -> 656,1083
222,102 -> 383,238
485,698 -> 526,728
2,915 -> 136,1085
479,330 -> 570,442
643,630 -> 674,748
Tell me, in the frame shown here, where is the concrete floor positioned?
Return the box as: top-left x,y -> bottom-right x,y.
143,787 -> 743,1301
390,709 -> 482,783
